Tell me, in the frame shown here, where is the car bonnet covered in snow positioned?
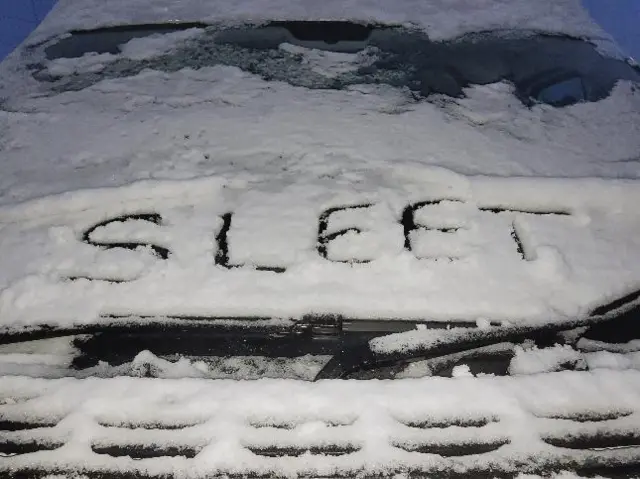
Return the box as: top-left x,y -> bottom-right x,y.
1,1 -> 640,478
0,0 -> 638,333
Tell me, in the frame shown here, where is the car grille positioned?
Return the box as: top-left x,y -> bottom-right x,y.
2,371 -> 640,478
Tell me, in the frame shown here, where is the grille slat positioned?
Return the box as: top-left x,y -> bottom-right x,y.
395,439 -> 509,456
538,410 -> 633,423
98,421 -> 200,430
401,416 -> 498,429
249,419 -> 354,430
0,438 -> 63,455
92,443 -> 200,458
0,419 -> 59,431
543,431 -> 640,450
247,444 -> 360,457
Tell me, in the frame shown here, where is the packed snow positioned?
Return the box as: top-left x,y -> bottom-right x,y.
2,370 -> 640,476
0,171 -> 639,331
1,21 -> 639,332
0,2 -> 639,477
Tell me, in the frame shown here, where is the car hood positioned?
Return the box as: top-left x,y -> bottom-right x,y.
0,167 -> 639,333
0,2 -> 639,334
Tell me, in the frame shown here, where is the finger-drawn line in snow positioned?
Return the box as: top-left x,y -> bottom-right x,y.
74,202 -> 573,282
214,212 -> 287,273
317,204 -> 374,263
479,206 -> 570,261
401,199 -> 465,261
404,201 -> 570,261
82,213 -> 170,259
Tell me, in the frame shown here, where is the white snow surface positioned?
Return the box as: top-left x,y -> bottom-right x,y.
0,67 -> 638,330
0,4 -> 639,475
509,345 -> 584,376
0,2 -> 638,332
2,370 -> 640,476
0,168 -> 639,331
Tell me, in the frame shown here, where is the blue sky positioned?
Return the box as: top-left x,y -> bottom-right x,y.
582,0 -> 640,58
0,0 -> 57,59
1,1 -> 639,60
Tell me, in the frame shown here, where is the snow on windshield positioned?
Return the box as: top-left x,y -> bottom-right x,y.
31,0 -> 609,47
33,26 -> 636,105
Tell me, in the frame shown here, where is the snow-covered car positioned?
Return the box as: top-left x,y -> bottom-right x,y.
1,0 -> 640,477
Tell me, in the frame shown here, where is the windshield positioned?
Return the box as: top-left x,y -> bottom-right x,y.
34,21 -> 640,107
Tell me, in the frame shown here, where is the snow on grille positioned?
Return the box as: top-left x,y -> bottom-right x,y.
2,371 -> 640,478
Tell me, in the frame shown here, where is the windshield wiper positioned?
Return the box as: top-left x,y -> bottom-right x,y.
0,289 -> 638,380
314,289 -> 640,379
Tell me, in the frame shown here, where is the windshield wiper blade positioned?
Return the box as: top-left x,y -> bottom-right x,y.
314,289 -> 640,380
1,289 -> 638,380
69,316 -> 485,370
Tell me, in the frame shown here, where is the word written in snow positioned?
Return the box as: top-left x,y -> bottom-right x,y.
80,200 -> 570,279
